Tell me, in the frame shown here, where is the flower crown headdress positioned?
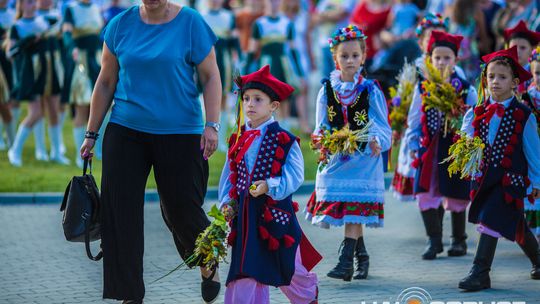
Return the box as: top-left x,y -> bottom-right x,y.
415,13 -> 449,37
328,24 -> 367,53
529,46 -> 540,63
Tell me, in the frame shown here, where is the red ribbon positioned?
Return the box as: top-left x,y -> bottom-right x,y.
478,103 -> 505,124
231,130 -> 261,163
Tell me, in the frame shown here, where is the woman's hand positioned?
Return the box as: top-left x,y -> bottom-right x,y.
249,180 -> 268,198
200,126 -> 218,160
80,138 -> 95,159
369,140 -> 382,157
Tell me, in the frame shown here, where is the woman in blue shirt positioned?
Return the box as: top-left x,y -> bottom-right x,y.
78,0 -> 222,303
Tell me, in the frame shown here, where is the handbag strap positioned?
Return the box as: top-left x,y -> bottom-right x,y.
83,157 -> 92,175
84,217 -> 103,261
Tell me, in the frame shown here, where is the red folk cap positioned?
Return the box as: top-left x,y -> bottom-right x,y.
427,30 -> 463,55
503,20 -> 540,45
481,46 -> 532,84
239,65 -> 294,102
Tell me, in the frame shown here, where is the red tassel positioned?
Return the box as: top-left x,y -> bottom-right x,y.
275,146 -> 285,160
271,161 -> 282,175
472,119 -> 480,128
474,106 -> 485,116
259,226 -> 270,240
504,145 -> 514,156
514,123 -> 523,134
278,132 -> 291,145
510,134 -> 518,145
421,104 -> 426,112
421,137 -> 430,147
411,158 -> 420,169
229,172 -> 238,184
264,207 -> 273,222
229,187 -> 238,199
525,176 -> 531,187
228,133 -> 238,147
513,108 -> 525,121
504,192 -> 514,203
516,198 -> 524,209
229,161 -> 237,171
502,175 -> 511,186
501,157 -> 512,169
470,189 -> 477,200
529,194 -> 535,204
292,201 -> 299,213
421,115 -> 427,123
227,229 -> 237,246
474,130 -> 480,137
268,236 -> 280,250
422,125 -> 429,134
283,234 -> 295,248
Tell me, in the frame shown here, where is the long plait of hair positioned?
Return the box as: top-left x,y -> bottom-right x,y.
232,71 -> 244,147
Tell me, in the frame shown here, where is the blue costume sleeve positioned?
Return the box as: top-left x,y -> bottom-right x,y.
367,85 -> 392,152
266,140 -> 304,200
313,86 -> 328,135
218,157 -> 232,208
460,108 -> 475,138
523,115 -> 540,189
404,85 -> 422,151
465,86 -> 478,106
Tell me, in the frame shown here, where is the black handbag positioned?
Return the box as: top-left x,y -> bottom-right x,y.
60,158 -> 103,261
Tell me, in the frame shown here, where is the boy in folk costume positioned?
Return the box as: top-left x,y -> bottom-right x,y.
305,25 -> 392,281
525,46 -> 540,244
218,65 -> 321,304
404,31 -> 478,260
503,20 -> 540,94
458,46 -> 540,291
391,13 -> 465,201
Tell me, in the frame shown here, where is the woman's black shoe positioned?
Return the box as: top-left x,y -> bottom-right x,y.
327,238 -> 356,281
201,267 -> 221,304
121,300 -> 143,304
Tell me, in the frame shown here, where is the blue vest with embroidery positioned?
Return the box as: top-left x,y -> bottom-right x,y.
226,122 -> 302,287
469,98 -> 531,241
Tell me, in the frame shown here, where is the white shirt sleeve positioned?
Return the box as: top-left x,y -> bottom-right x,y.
266,141 -> 304,200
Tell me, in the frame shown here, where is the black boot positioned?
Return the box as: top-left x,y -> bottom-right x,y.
458,234 -> 498,291
517,228 -> 540,280
448,211 -> 468,257
421,209 -> 443,260
353,236 -> 369,279
327,238 -> 356,281
438,205 -> 445,231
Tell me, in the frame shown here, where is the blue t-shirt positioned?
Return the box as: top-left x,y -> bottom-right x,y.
104,6 -> 217,134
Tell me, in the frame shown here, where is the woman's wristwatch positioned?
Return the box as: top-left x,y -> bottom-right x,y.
84,131 -> 99,140
205,122 -> 221,132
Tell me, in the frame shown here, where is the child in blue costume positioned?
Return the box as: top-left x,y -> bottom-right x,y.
459,46 -> 540,291
219,65 -> 321,304
305,25 -> 392,281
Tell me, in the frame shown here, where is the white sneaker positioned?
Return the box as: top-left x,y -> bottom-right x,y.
7,148 -> 22,167
35,150 -> 50,161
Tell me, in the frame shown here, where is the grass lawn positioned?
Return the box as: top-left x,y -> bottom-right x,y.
0,116 -> 320,192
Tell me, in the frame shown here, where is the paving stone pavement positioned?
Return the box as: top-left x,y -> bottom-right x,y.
1,192 -> 539,304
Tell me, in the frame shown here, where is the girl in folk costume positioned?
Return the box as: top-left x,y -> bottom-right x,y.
202,0 -> 242,152
244,0 -> 304,129
503,20 -> 540,94
390,13 -> 453,201
524,46 -> 540,244
35,0 -> 70,165
458,46 -> 540,291
404,31 -> 478,260
305,25 -> 392,281
218,65 -> 321,304
62,0 -> 103,168
0,0 -> 16,150
6,0 -> 50,166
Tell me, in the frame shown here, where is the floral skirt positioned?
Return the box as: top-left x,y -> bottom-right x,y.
305,192 -> 384,229
390,171 -> 415,202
